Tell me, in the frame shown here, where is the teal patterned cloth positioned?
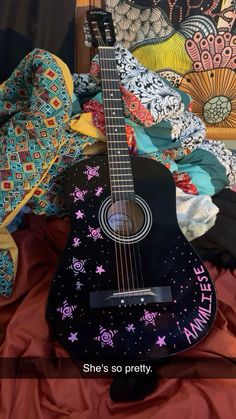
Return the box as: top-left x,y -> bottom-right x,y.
0,48 -> 95,226
0,249 -> 14,297
0,49 -> 95,297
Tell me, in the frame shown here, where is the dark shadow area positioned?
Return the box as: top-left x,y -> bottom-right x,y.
0,0 -> 75,83
0,28 -> 32,83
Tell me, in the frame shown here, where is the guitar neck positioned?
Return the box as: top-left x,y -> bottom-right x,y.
99,46 -> 135,202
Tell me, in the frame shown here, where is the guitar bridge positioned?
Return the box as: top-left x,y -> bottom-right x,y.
89,286 -> 173,308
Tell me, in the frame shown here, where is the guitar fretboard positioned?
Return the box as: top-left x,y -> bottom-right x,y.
99,46 -> 135,202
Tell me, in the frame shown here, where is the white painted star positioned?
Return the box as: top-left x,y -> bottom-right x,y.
76,280 -> 84,290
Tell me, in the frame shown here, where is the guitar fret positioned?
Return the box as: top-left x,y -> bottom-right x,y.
110,167 -> 132,170
108,145 -> 127,148
106,130 -> 125,133
109,160 -> 130,163
111,189 -> 134,192
110,180 -> 134,183
99,46 -> 135,195
110,174 -> 132,176
108,154 -> 129,157
111,186 -> 133,188
108,154 -> 129,156
108,143 -> 127,146
106,128 -> 125,130
105,111 -> 123,114
112,189 -> 134,192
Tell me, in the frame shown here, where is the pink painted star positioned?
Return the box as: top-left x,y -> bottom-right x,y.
96,265 -> 105,275
70,257 -> 86,275
94,325 -> 118,348
68,332 -> 78,343
84,165 -> 100,180
75,210 -> 85,219
87,226 -> 103,241
140,310 -> 157,327
95,186 -> 103,196
125,324 -> 135,333
57,300 -> 77,320
72,237 -> 81,247
156,336 -> 166,347
70,187 -> 87,202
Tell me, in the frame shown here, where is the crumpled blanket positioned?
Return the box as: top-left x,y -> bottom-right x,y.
176,187 -> 218,241
81,92 -> 229,196
74,44 -> 236,189
0,47 -> 226,297
0,48 -> 93,227
0,49 -> 96,296
192,188 -> 236,268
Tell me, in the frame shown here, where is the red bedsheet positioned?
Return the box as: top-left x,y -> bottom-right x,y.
0,214 -> 236,419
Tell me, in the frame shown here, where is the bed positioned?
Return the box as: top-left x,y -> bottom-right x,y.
0,217 -> 236,418
0,1 -> 236,418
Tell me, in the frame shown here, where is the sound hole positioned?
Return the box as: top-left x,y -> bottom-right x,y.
107,200 -> 144,236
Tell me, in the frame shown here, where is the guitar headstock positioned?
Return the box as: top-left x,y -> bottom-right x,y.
86,9 -> 116,48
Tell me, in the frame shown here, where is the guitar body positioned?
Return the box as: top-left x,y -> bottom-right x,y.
46,155 -> 217,360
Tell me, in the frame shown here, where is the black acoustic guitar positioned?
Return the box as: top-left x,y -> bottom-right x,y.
46,9 -> 217,361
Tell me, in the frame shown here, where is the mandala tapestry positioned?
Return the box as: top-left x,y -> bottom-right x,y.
104,0 -> 236,132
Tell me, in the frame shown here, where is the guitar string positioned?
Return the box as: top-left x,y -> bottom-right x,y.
103,45 -> 135,298
104,45 -> 142,296
98,26 -> 145,299
100,44 -> 129,298
98,37 -> 125,297
96,35 -> 122,290
104,46 -> 133,299
106,46 -> 140,299
107,46 -> 145,295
